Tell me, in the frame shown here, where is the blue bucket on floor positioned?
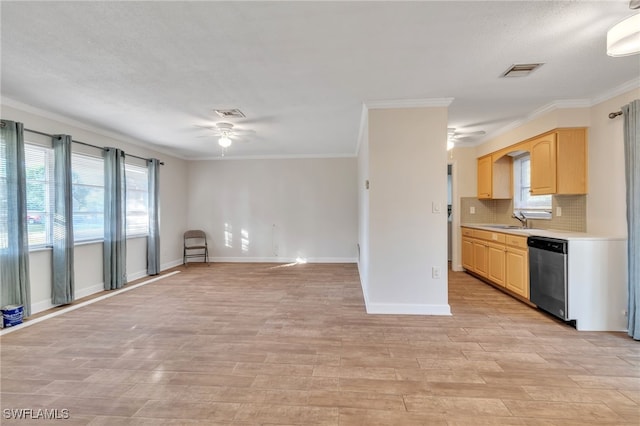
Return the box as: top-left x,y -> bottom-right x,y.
2,305 -> 24,328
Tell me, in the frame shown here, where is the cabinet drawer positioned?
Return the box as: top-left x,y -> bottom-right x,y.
462,227 -> 474,237
473,229 -> 506,244
506,234 -> 528,249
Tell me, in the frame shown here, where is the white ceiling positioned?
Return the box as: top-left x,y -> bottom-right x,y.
1,1 -> 639,159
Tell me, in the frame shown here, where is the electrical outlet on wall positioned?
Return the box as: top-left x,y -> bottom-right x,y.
470,206 -> 476,214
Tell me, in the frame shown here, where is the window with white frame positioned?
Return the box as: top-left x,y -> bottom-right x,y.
72,152 -> 104,242
25,144 -> 54,247
125,162 -> 149,237
513,153 -> 552,211
1,142 -> 151,247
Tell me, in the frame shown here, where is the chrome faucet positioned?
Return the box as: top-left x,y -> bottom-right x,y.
512,212 -> 528,228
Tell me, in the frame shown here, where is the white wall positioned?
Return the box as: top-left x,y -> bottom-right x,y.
187,157 -> 358,262
587,89 -> 640,236
2,102 -> 189,314
365,106 -> 450,315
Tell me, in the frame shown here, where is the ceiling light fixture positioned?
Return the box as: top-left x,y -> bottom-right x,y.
218,135 -> 232,148
607,13 -> 640,57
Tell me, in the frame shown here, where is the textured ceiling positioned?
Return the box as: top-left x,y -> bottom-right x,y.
1,1 -> 639,159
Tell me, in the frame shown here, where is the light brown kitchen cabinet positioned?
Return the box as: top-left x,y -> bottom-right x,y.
530,133 -> 557,194
556,128 -> 588,194
477,155 -> 492,199
505,245 -> 529,298
461,237 -> 474,270
530,128 -> 587,195
461,226 -> 529,300
504,235 -> 529,298
487,242 -> 506,287
472,240 -> 489,278
477,154 -> 512,199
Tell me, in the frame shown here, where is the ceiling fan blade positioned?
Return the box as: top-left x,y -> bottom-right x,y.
230,128 -> 256,136
453,130 -> 486,138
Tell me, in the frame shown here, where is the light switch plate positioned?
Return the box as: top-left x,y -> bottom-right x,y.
556,207 -> 562,217
432,266 -> 441,279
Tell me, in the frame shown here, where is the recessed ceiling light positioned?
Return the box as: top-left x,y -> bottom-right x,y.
501,63 -> 544,77
214,109 -> 245,118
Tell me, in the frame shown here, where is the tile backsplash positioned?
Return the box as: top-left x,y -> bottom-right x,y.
460,195 -> 586,232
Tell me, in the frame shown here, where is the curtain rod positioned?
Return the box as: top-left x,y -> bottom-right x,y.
609,111 -> 623,119
0,122 -> 164,165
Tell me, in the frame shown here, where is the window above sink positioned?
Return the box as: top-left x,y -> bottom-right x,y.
513,153 -> 552,219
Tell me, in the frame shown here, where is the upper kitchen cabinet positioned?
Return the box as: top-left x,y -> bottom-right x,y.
477,155 -> 492,199
477,153 -> 512,199
530,133 -> 557,194
530,128 -> 587,195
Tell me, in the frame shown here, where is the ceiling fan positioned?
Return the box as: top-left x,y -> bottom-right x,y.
198,122 -> 255,148
447,128 -> 486,150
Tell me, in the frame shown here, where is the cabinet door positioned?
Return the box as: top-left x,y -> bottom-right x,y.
556,128 -> 587,194
506,247 -> 529,298
473,241 -> 488,278
530,133 -> 557,195
477,155 -> 492,199
462,237 -> 474,271
487,243 -> 506,287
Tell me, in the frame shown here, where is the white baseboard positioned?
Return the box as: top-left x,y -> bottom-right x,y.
76,283 -> 104,299
161,258 -> 183,270
365,302 -> 452,316
127,270 -> 148,282
208,257 -> 357,264
30,282 -> 104,315
30,299 -> 55,315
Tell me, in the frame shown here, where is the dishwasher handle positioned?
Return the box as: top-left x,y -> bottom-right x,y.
527,236 -> 568,254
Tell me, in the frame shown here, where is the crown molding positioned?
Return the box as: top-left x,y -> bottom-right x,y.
475,78 -> 640,146
364,97 -> 454,109
590,77 -> 640,106
191,153 -> 357,161
1,97 -> 189,161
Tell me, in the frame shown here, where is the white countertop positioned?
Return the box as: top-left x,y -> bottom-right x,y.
461,223 -> 626,241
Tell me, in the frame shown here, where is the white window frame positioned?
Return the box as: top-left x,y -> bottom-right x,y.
513,153 -> 552,219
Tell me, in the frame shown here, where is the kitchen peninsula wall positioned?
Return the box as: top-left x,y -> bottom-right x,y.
460,195 -> 586,232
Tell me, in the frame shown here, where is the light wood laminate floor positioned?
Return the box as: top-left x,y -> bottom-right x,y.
1,263 -> 638,425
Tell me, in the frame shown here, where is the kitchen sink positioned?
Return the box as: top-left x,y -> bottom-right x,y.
485,225 -> 523,229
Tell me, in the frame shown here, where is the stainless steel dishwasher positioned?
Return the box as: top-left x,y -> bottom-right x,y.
527,236 -> 569,321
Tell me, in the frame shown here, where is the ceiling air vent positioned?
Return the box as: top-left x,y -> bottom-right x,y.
501,63 -> 544,77
214,108 -> 245,118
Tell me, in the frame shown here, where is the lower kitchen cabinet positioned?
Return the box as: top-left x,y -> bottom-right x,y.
487,243 -> 506,287
461,237 -> 474,270
505,246 -> 528,298
472,240 -> 489,278
461,226 -> 529,300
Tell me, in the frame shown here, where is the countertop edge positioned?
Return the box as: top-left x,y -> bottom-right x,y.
460,224 -> 627,241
